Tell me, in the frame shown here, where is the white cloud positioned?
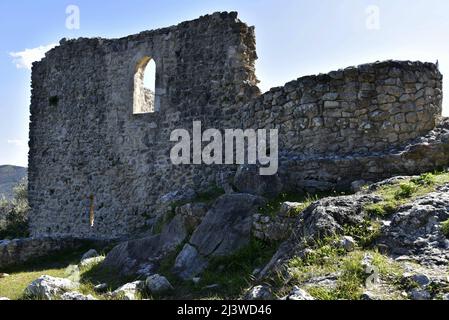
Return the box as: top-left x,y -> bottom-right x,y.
7,139 -> 28,148
9,43 -> 57,70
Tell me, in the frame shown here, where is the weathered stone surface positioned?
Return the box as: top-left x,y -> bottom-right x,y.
244,285 -> 273,300
175,203 -> 209,232
79,256 -> 104,267
24,276 -> 79,300
102,212 -> 190,275
340,236 -> 357,252
377,184 -> 449,265
284,286 -> 315,300
110,281 -> 144,300
0,237 -> 91,269
61,291 -> 96,300
81,249 -> 99,262
93,283 -> 108,293
145,274 -> 173,294
258,193 -> 381,278
190,194 -> 266,257
233,165 -> 283,197
252,213 -> 295,242
172,193 -> 265,279
173,244 -> 208,280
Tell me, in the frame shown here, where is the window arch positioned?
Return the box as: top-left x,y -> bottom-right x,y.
133,56 -> 157,114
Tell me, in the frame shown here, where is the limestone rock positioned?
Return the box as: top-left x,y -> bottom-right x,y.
340,236 -> 357,252
145,274 -> 174,294
81,249 -> 99,262
102,212 -> 191,276
94,283 -> 108,293
172,193 -> 265,279
377,185 -> 449,265
80,256 -> 104,267
24,276 -> 79,300
258,193 -> 381,278
173,244 -> 208,280
61,291 -> 96,300
244,285 -> 273,300
409,289 -> 431,300
110,281 -> 144,300
190,193 -> 266,257
285,286 -> 315,300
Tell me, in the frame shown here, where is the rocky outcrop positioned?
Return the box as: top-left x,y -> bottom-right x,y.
24,276 -> 79,300
377,185 -> 449,265
109,281 -> 144,300
255,177 -> 449,300
61,291 -> 96,300
173,194 -> 266,279
259,193 -> 380,278
145,274 -> 173,294
102,193 -> 265,279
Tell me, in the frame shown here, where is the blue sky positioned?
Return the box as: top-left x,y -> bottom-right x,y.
0,0 -> 448,167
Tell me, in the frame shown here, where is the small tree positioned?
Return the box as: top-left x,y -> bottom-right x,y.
0,178 -> 30,239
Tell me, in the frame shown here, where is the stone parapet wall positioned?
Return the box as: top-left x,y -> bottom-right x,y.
0,237 -> 89,269
237,61 -> 442,156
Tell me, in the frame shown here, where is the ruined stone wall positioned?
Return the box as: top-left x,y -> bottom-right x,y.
29,12 -> 259,239
235,61 -> 442,156
28,12 -> 443,240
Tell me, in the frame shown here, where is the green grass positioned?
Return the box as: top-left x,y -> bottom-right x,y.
258,191 -> 345,218
364,171 -> 449,217
287,248 -> 403,300
343,219 -> 382,248
155,239 -> 278,300
441,219 -> 449,239
0,245 -> 120,300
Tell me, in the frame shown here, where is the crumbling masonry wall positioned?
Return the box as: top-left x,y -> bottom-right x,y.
28,12 -> 443,239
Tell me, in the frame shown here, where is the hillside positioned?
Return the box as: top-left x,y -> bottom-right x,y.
0,165 -> 27,200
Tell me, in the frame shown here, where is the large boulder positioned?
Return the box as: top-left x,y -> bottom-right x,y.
172,244 -> 208,280
190,193 -> 266,257
24,276 -> 79,300
145,274 -> 173,294
102,212 -> 191,276
173,193 -> 266,279
61,291 -> 96,300
80,249 -> 99,262
244,285 -> 273,300
110,281 -> 144,300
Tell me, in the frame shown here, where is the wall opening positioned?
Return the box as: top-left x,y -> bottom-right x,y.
89,194 -> 95,228
133,56 -> 157,114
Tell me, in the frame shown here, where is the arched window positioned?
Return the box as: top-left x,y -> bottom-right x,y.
133,56 -> 156,114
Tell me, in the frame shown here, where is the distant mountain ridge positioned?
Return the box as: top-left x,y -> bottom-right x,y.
0,165 -> 27,200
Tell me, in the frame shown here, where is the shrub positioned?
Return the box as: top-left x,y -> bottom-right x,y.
441,219 -> 449,239
411,173 -> 436,186
0,179 -> 30,239
394,182 -> 418,199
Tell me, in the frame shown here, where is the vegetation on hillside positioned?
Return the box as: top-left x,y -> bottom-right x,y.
0,179 -> 29,239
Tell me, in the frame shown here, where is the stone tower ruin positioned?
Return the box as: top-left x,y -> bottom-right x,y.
28,12 -> 443,240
